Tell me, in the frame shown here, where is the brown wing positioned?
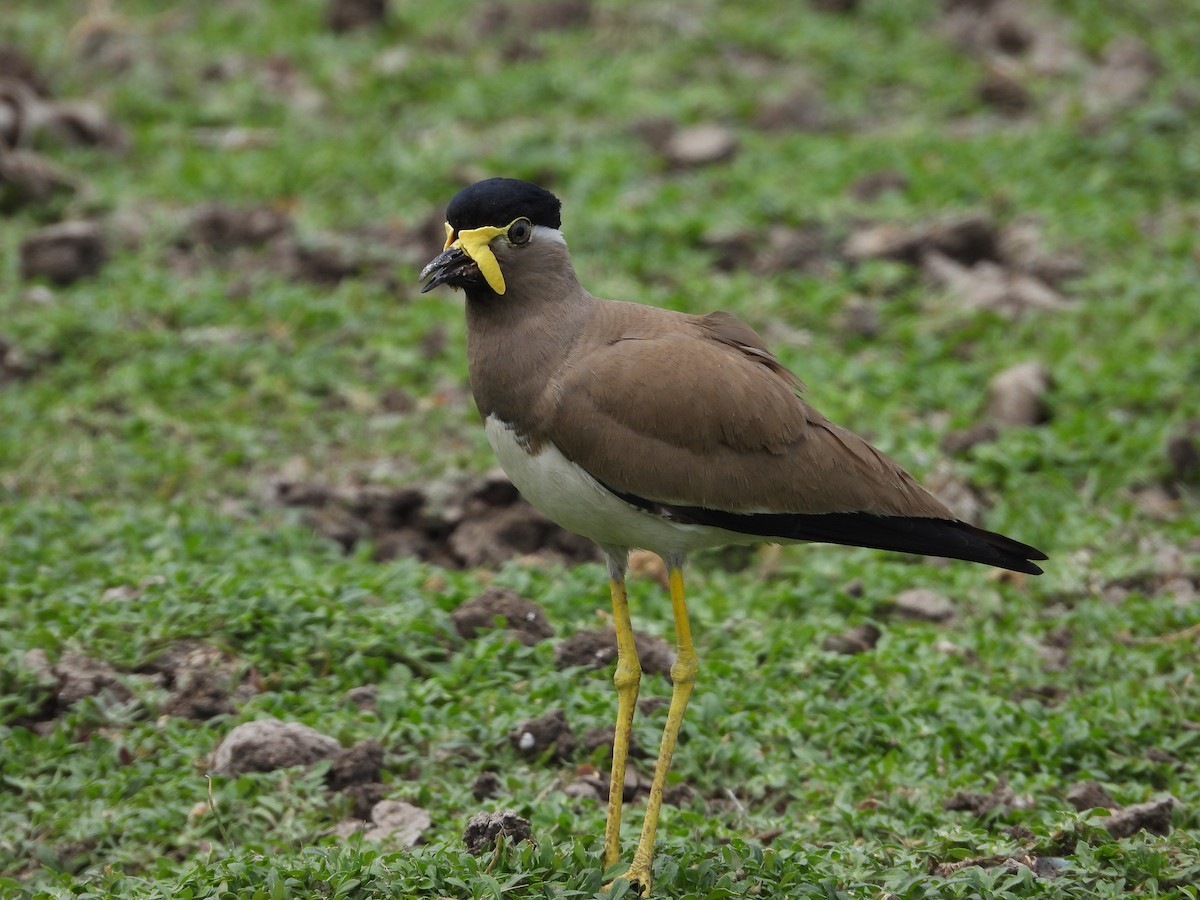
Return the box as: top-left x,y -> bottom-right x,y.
547,306 -> 951,518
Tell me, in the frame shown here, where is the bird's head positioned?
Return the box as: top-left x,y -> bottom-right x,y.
419,178 -> 563,298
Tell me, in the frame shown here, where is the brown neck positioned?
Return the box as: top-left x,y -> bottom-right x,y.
465,259 -> 593,431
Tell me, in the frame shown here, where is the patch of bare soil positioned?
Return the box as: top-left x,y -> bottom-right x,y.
701,223 -> 833,277
887,588 -> 956,623
325,0 -> 389,32
939,1 -> 1165,129
0,46 -> 121,218
845,213 -> 1081,318
138,638 -> 252,720
331,799 -> 431,846
211,718 -> 341,775
471,770 -> 502,800
986,361 -> 1052,427
932,853 -> 1068,880
0,335 -> 54,385
269,467 -> 600,569
16,649 -> 134,731
463,809 -> 534,856
822,623 -> 881,655
944,777 -> 1033,817
1066,780 -> 1117,811
452,586 -> 555,646
633,118 -> 740,169
167,201 -> 418,291
19,219 -> 107,285
507,708 -> 577,760
1101,796 -> 1180,839
554,627 -> 675,677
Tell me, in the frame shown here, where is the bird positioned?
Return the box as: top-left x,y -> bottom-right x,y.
419,177 -> 1047,894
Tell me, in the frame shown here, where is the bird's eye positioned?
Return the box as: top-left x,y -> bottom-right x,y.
507,218 -> 532,245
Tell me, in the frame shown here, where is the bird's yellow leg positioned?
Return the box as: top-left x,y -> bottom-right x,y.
618,564 -> 698,895
604,573 -> 641,871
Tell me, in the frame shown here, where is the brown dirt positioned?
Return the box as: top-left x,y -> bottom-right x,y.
471,771 -> 502,800
554,627 -> 675,677
932,853 -> 1067,880
822,623 -> 881,655
211,718 -> 341,775
19,220 -> 107,285
507,708 -> 577,760
325,0 -> 389,32
332,799 -> 431,846
270,467 -> 601,570
1102,796 -> 1179,839
342,782 -> 388,820
22,649 -> 133,716
943,777 -> 1032,817
462,809 -> 533,856
138,639 -> 249,720
1066,780 -> 1117,811
341,684 -> 379,712
452,586 -> 555,646
0,335 -> 50,385
326,739 -> 384,791
986,361 -> 1052,427
843,213 -> 1081,318
888,588 -> 956,623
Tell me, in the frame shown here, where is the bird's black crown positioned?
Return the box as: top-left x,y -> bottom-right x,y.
446,178 -> 562,232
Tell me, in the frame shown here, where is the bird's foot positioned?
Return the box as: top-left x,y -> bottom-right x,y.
603,865 -> 652,896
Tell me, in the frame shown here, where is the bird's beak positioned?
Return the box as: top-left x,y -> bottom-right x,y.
419,222 -> 508,295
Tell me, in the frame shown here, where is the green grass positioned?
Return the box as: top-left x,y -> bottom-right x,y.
2,0 -> 1199,897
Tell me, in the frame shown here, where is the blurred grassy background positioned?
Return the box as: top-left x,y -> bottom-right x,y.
1,0 -> 1197,897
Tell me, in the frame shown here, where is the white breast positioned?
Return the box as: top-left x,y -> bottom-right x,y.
484,415 -> 756,558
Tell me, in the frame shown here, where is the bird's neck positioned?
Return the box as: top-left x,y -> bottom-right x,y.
465,278 -> 594,432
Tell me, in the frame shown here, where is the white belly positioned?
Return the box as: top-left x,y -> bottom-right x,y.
484,415 -> 757,558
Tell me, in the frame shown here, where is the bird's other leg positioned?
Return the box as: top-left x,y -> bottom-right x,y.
620,556 -> 698,895
602,547 -> 639,873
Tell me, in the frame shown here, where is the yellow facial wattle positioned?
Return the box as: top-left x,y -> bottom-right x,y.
444,223 -> 508,295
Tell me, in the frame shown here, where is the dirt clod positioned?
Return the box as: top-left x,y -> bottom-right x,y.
1066,780 -> 1117,811
326,739 -> 384,791
333,799 -> 430,846
822,623 -> 881,655
1102,795 -> 1179,839
0,149 -> 80,212
848,169 -> 909,202
754,88 -> 831,133
272,469 -> 600,570
891,588 -> 956,623
941,423 -> 999,456
163,670 -> 234,720
944,778 -> 1029,817
342,782 -> 388,820
986,361 -> 1051,427
845,214 -> 998,267
140,639 -> 246,719
1165,421 -> 1200,483
180,203 -> 292,251
463,809 -> 533,856
20,220 -> 107,285
34,650 -> 133,709
661,123 -> 739,169
452,587 -> 555,646
554,627 -> 675,677
325,0 -> 388,32
978,67 -> 1033,115
341,684 -> 378,712
212,718 -> 341,775
471,771 -> 501,801
507,708 -> 577,760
